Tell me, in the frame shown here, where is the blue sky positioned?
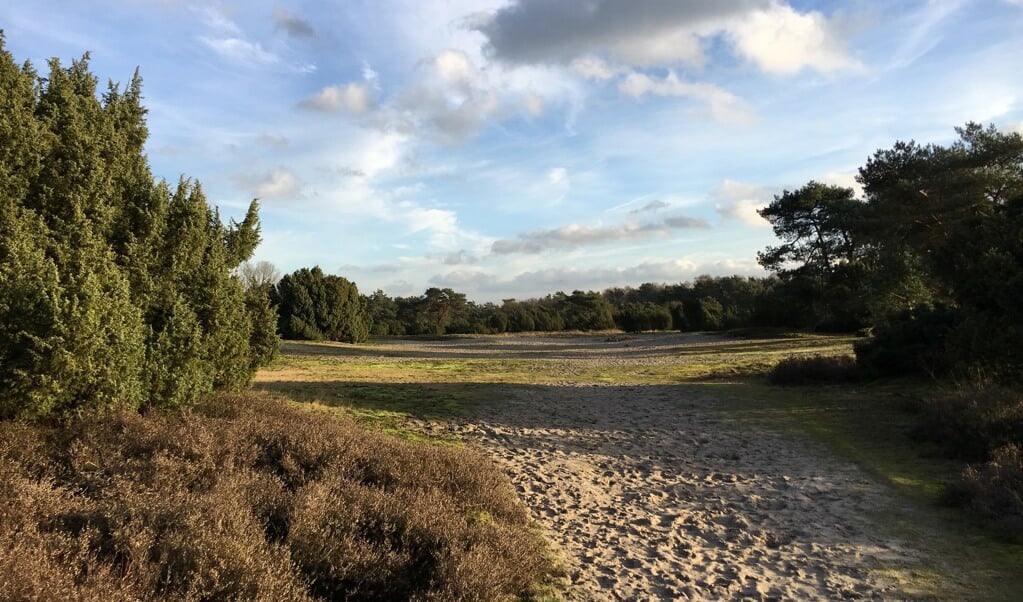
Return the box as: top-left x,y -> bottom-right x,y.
3,0 -> 1022,301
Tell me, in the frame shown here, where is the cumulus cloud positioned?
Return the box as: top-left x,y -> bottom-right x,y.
434,50 -> 475,86
273,9 -> 315,38
235,168 -> 303,200
570,55 -> 619,80
491,215 -> 709,255
522,92 -> 545,116
999,121 -> 1023,135
821,170 -> 865,198
299,83 -> 374,114
728,3 -> 864,75
474,0 -> 862,76
712,179 -> 773,227
441,250 -> 479,266
475,0 -> 752,67
619,71 -> 755,124
430,269 -> 497,289
374,50 -> 505,145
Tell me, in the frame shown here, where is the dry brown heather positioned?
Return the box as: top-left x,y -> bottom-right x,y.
0,393 -> 558,601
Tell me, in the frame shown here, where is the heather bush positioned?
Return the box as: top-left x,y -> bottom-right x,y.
768,354 -> 860,385
910,386 -> 1023,462
941,444 -> 1023,543
0,393 -> 555,601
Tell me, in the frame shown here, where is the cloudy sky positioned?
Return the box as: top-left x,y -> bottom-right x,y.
3,1 -> 1022,301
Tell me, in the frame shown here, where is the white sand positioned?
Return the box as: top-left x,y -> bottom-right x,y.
391,335 -> 919,600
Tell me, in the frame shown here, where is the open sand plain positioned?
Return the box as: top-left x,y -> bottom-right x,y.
384,333 -> 919,601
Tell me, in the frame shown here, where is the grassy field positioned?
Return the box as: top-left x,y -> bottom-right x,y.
253,331 -> 1023,600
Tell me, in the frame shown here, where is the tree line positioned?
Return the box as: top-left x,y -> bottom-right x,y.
266,270 -> 804,342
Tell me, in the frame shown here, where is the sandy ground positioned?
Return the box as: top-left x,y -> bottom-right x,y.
370,334 -> 922,601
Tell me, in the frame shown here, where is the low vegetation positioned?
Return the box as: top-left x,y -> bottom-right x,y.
0,393 -> 559,601
906,386 -> 1023,542
767,354 -> 859,385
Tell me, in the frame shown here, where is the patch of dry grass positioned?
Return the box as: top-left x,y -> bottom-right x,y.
0,393 -> 561,601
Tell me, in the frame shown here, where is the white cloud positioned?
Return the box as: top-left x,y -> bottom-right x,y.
821,170 -> 865,198
523,92 -> 545,116
376,51 -> 507,145
712,179 -> 773,227
728,2 -> 865,75
619,71 -> 755,124
547,167 -> 568,186
362,62 -> 381,89
435,50 -> 475,86
255,134 -> 290,149
235,168 -> 303,200
491,216 -> 709,254
200,36 -> 279,65
194,5 -> 241,35
1002,121 -> 1023,135
570,55 -> 618,81
196,7 -> 316,73
300,83 -> 374,114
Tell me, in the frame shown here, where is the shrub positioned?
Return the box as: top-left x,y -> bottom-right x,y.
768,354 -> 860,385
0,39 -> 275,418
910,386 -> 1023,462
941,444 -> 1023,543
0,393 -> 556,601
854,304 -> 959,379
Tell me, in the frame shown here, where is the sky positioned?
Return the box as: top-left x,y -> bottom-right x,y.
3,0 -> 1023,302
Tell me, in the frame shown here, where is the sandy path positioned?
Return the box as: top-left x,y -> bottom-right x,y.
432,383 -> 913,601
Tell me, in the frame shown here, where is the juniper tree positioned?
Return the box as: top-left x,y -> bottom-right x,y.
0,36 -> 276,417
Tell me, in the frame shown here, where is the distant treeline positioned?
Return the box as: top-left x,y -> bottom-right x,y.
262,268 -> 803,341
